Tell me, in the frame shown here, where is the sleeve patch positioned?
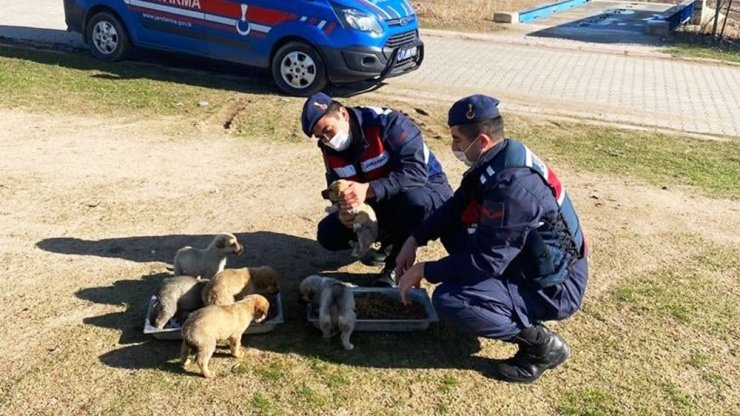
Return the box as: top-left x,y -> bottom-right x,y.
480,201 -> 504,226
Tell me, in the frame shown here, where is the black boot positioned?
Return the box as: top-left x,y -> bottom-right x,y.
489,325 -> 571,383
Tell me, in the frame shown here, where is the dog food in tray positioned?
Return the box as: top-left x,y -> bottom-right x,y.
307,287 -> 438,332
143,293 -> 285,340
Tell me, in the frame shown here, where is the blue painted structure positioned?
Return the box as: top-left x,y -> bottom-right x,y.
665,1 -> 696,29
519,0 -> 590,23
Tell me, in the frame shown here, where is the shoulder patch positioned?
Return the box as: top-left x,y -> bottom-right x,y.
387,114 -> 419,148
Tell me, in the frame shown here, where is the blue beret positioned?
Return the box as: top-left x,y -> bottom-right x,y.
301,92 -> 334,137
448,94 -> 501,127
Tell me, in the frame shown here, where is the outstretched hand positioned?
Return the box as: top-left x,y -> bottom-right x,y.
394,236 -> 418,278
398,262 -> 425,305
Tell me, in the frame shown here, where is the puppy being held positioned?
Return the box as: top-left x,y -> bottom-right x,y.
300,275 -> 356,351
202,266 -> 279,306
173,233 -> 244,279
180,294 -> 269,378
150,275 -> 209,330
322,180 -> 378,260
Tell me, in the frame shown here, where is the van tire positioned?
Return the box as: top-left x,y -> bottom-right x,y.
271,41 -> 327,96
86,11 -> 131,62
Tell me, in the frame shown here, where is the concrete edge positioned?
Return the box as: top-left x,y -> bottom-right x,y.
517,0 -> 590,23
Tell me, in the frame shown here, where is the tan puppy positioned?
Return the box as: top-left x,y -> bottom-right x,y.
300,275 -> 356,351
150,275 -> 208,329
322,181 -> 379,259
173,233 -> 243,279
180,294 -> 269,378
202,266 -> 279,306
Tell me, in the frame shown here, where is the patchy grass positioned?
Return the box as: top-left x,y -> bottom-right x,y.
666,43 -> 740,63
611,236 -> 740,335
557,387 -> 619,416
1,42 -> 739,415
1,45 -> 738,201
515,121 -> 740,199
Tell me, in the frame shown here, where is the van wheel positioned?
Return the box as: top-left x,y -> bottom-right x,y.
271,42 -> 327,96
86,11 -> 131,61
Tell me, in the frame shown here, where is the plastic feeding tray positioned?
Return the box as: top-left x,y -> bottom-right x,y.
307,287 -> 438,332
143,293 -> 285,340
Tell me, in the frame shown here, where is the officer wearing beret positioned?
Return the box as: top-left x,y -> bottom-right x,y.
395,94 -> 589,383
301,93 -> 453,286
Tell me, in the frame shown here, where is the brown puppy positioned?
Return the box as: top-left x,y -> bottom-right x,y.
322,181 -> 378,259
150,275 -> 208,329
180,294 -> 269,378
202,266 -> 279,306
173,233 -> 243,279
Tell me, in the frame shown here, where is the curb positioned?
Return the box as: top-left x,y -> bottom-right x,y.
418,29 -> 740,67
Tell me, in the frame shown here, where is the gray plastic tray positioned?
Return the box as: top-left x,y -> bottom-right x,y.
307,287 -> 438,332
144,293 -> 284,340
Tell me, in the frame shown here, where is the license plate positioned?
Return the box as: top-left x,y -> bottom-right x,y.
398,46 -> 417,60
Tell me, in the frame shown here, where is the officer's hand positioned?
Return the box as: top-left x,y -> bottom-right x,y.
338,208 -> 354,229
394,236 -> 418,279
337,180 -> 372,209
398,262 -> 425,305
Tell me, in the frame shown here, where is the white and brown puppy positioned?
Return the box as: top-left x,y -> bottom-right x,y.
150,275 -> 209,329
299,275 -> 356,351
322,181 -> 378,259
180,294 -> 270,378
173,233 -> 243,279
202,266 -> 279,306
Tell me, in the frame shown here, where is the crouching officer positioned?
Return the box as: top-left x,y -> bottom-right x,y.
395,95 -> 588,383
301,93 -> 453,286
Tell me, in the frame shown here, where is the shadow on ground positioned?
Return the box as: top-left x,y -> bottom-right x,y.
46,231 -> 494,374
0,31 -> 385,98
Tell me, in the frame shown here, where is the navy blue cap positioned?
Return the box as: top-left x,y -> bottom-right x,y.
448,94 -> 501,127
301,92 -> 334,137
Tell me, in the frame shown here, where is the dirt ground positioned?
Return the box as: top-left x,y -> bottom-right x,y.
1,106 -> 738,414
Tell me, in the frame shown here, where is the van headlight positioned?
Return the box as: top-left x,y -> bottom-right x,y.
336,8 -> 383,36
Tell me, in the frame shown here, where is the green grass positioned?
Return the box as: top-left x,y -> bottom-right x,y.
665,44 -> 740,63
515,121 -> 740,199
251,392 -> 276,415
440,375 -> 460,393
1,45 -> 738,199
612,238 -> 739,334
557,388 -> 620,416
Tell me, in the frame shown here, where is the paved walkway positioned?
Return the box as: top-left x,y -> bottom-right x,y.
1,0 -> 738,137
386,31 -> 740,137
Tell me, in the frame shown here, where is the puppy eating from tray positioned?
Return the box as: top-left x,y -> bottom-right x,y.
322,180 -> 378,259
202,266 -> 280,306
300,275 -> 356,351
150,275 -> 209,330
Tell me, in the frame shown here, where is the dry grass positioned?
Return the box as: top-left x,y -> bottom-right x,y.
0,45 -> 739,415
413,0 -> 552,31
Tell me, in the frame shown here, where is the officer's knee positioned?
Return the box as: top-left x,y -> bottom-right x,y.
432,284 -> 465,317
316,217 -> 350,251
432,283 -> 521,341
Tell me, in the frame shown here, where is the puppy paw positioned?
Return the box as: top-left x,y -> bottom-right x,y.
343,343 -> 354,351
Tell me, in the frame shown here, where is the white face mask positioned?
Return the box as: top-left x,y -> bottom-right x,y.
453,136 -> 479,167
326,131 -> 352,152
